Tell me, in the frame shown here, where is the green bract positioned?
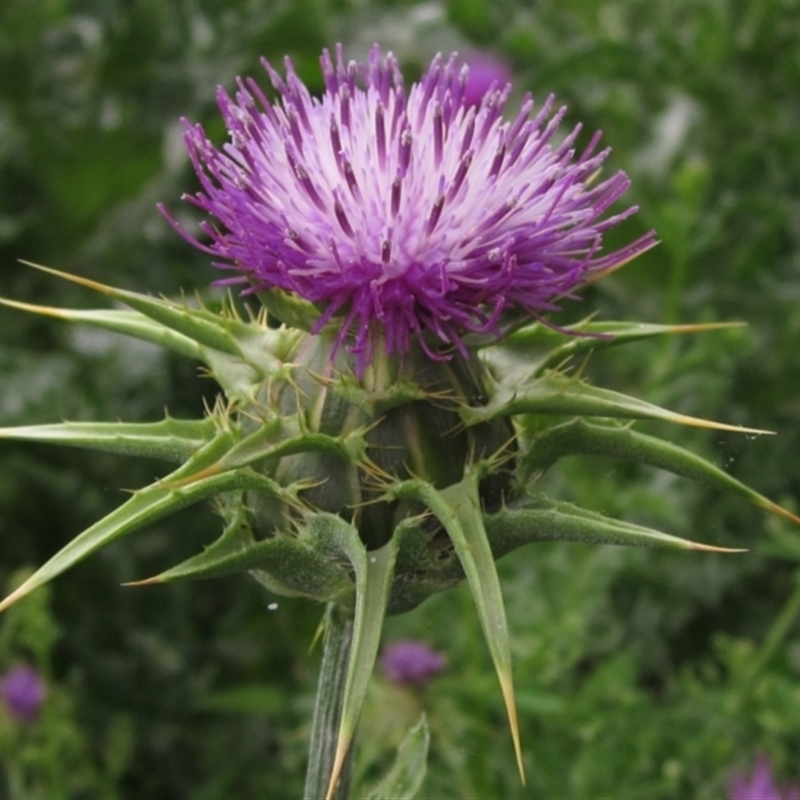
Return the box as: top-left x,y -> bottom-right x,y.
2,261 -> 798,796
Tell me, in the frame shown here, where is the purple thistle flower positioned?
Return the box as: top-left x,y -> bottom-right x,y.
729,755 -> 800,800
462,52 -> 511,107
0,663 -> 46,723
380,640 -> 447,686
161,45 -> 656,372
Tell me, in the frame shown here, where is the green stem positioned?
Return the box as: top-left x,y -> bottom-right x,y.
742,570 -> 800,687
304,603 -> 354,800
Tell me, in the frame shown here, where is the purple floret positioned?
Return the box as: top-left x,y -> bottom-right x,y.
729,755 -> 800,800
462,52 -> 511,107
162,45 -> 656,372
380,640 -> 447,686
0,663 -> 46,723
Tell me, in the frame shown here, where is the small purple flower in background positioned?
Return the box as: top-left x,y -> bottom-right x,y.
161,44 -> 655,373
729,755 -> 800,800
380,640 -> 446,686
462,51 -> 511,107
0,663 -> 46,723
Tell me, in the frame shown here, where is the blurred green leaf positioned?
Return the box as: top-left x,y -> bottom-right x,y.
366,715 -> 430,800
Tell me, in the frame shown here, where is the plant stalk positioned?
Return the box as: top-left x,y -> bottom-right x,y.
304,603 -> 354,800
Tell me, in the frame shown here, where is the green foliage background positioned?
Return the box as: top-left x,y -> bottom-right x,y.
1,0 -> 799,797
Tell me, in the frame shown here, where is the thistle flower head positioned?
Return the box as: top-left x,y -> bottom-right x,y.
162,44 -> 655,372
380,640 -> 447,686
729,755 -> 800,800
0,663 -> 46,723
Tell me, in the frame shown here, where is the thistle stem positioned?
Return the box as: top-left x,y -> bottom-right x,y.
304,603 -> 354,800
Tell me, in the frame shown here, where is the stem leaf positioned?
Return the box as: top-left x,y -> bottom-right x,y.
0,299 -> 204,361
324,526 -> 398,800
0,431 -> 291,612
0,417 -> 215,462
485,496 -> 746,556
366,715 -> 430,800
519,418 -> 800,526
134,505 -> 354,605
498,319 -> 744,377
391,473 -> 525,784
19,260 -> 247,357
465,372 -> 770,435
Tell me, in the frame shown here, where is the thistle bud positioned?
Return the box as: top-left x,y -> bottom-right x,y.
239,328 -> 513,589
